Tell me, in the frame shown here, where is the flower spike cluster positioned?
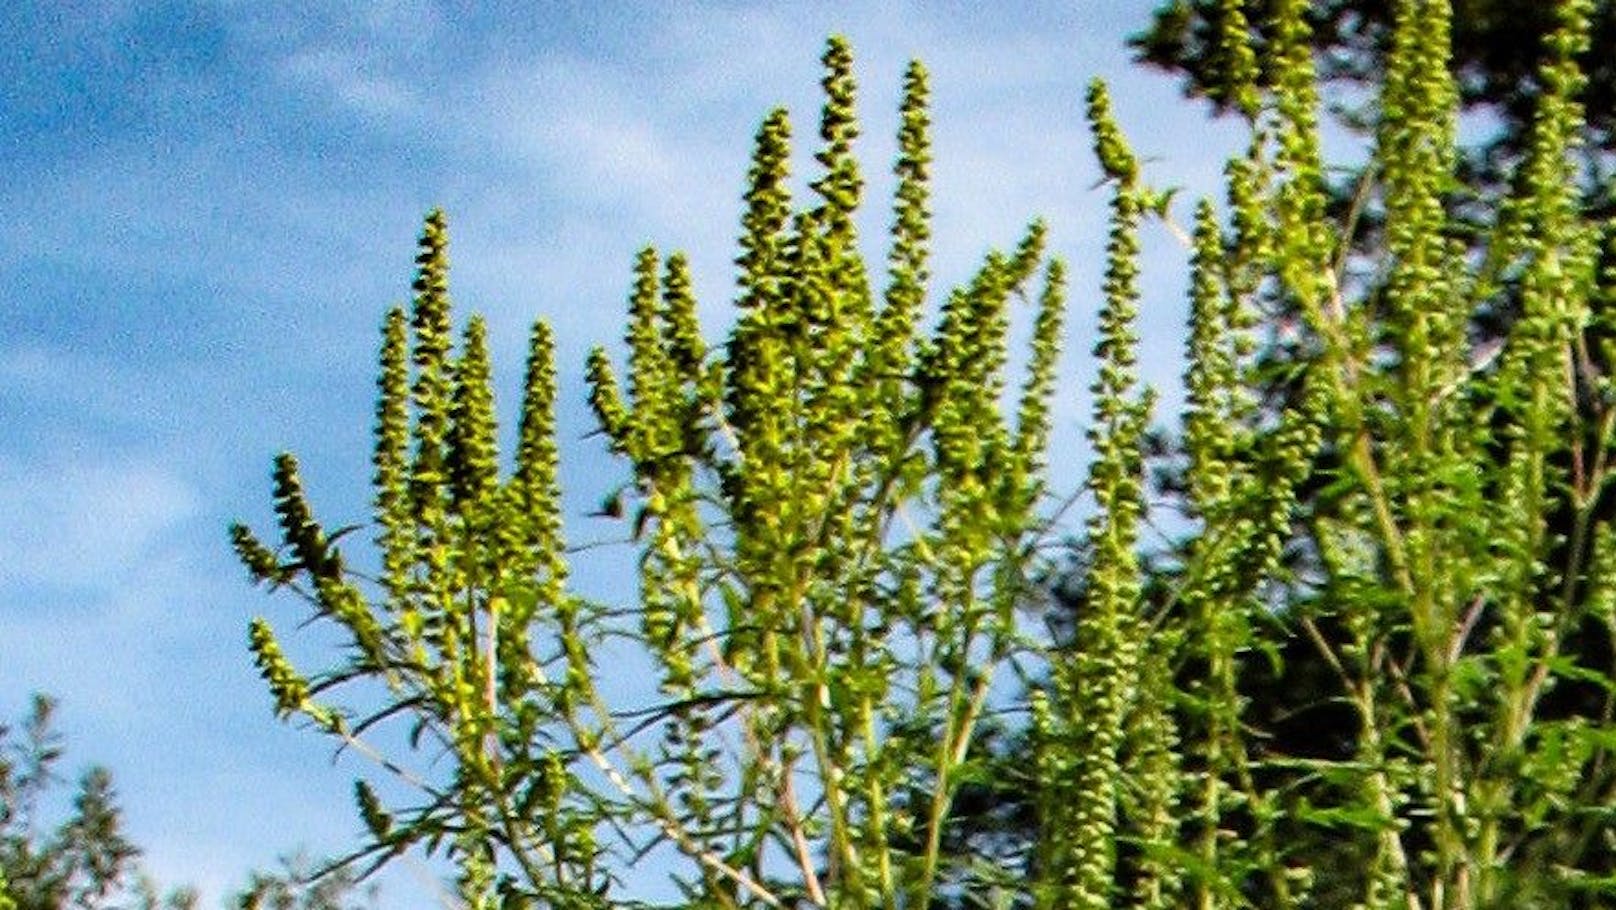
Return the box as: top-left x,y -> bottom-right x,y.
235,38 -> 1071,910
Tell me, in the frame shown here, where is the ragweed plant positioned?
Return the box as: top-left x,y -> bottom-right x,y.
231,2 -> 1616,908
232,36 -> 1075,910
1080,0 -> 1616,907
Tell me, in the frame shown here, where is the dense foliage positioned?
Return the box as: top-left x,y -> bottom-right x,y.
942,0 -> 1616,903
0,695 -> 198,910
0,695 -> 143,910
0,695 -> 377,910
231,1 -> 1616,907
1134,0 -> 1616,164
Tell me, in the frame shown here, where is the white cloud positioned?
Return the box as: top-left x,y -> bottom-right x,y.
0,344 -> 61,385
280,47 -> 420,120
0,454 -> 199,592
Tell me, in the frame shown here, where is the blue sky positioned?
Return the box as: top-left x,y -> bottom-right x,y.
0,1 -> 1255,905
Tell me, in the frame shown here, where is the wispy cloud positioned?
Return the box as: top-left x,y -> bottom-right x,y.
0,454 -> 198,592
280,47 -> 421,120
